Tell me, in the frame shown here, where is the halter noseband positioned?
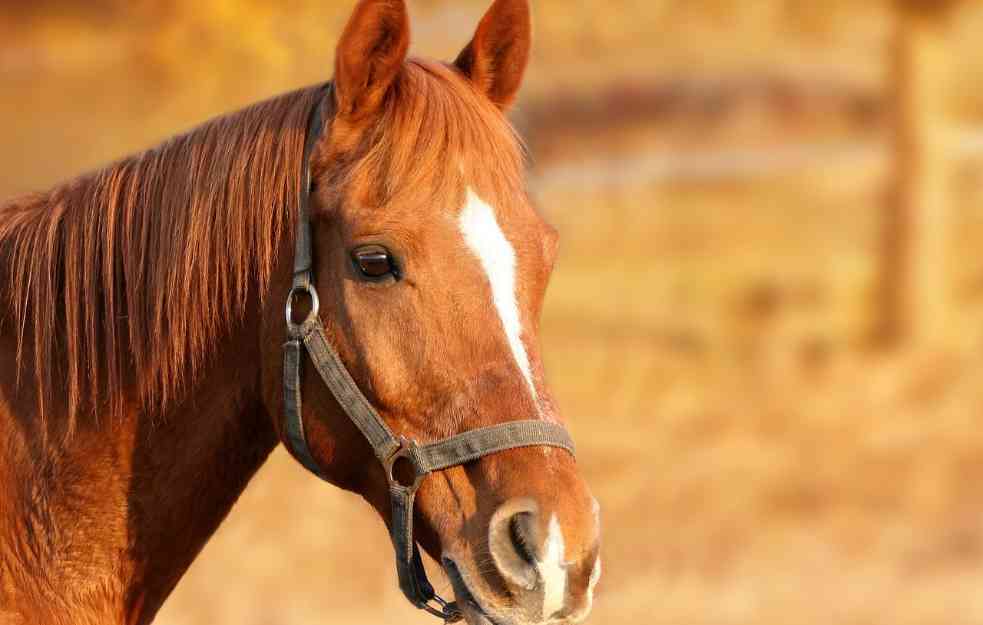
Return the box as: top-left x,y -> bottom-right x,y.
281,85 -> 576,622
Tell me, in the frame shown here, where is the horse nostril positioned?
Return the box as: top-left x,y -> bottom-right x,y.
509,511 -> 539,566
489,502 -> 540,591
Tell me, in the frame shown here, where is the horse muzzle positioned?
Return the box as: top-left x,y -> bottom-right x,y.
441,497 -> 602,625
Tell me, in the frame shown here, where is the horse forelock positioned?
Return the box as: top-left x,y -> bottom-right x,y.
320,59 -> 527,221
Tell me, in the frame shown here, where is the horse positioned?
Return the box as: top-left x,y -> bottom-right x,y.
0,1 -> 601,624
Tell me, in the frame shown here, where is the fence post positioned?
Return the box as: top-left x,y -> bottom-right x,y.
881,1 -> 961,348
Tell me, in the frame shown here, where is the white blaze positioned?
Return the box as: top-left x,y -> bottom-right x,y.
458,188 -> 537,399
540,514 -> 568,617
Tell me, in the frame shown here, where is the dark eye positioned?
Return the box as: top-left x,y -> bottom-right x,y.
351,245 -> 397,280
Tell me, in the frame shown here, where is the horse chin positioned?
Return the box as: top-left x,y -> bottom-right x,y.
442,558 -> 510,625
464,610 -> 504,625
459,605 -> 503,625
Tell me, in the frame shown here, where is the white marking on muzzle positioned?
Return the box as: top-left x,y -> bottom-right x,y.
539,514 -> 567,618
587,557 -> 601,598
458,188 -> 537,399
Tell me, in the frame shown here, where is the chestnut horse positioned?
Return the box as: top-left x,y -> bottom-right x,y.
0,1 -> 601,624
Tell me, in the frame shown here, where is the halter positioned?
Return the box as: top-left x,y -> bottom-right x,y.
281,85 -> 576,622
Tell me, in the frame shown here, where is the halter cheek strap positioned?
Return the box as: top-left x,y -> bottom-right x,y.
281,85 -> 576,623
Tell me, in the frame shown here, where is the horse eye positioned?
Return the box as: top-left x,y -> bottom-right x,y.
352,245 -> 396,279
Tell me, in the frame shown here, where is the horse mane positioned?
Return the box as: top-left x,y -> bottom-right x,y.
0,85 -> 322,428
0,58 -> 526,432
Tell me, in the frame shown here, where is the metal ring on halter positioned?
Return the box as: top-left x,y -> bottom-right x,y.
384,437 -> 427,491
285,284 -> 320,331
421,596 -> 463,622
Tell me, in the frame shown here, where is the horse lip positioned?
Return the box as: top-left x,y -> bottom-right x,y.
442,557 -> 507,625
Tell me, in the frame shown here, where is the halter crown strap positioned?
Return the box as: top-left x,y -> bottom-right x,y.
281,85 -> 576,623
282,86 -> 329,480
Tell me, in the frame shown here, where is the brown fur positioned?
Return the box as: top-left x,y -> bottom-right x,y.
0,2 -> 599,624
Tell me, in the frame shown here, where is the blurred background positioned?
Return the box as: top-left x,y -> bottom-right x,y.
5,1 -> 983,623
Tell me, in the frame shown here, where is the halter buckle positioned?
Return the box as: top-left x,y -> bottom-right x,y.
384,436 -> 427,492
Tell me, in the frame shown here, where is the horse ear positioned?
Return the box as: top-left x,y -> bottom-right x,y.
334,0 -> 410,119
454,0 -> 531,110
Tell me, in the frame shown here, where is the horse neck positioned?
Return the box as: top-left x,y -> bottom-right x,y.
0,292 -> 279,625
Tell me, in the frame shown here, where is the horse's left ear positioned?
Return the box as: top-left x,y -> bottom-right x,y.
454,0 -> 531,111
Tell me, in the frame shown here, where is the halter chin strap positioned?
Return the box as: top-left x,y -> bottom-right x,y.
281,85 -> 576,622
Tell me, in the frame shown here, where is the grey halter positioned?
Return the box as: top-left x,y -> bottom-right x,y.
281,85 -> 576,622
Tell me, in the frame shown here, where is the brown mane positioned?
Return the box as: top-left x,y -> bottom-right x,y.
0,85 -> 322,429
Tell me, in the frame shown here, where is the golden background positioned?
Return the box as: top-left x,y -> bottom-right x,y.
4,1 -> 983,623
